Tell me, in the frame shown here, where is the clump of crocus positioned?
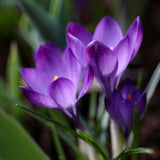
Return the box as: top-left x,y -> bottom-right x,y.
67,16 -> 142,97
105,78 -> 146,138
20,42 -> 93,130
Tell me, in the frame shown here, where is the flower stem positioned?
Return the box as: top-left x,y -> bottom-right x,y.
110,120 -> 121,158
51,124 -> 66,160
77,130 -> 97,160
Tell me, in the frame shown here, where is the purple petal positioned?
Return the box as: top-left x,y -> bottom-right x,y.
93,16 -> 123,48
126,16 -> 143,60
85,41 -> 118,95
67,33 -> 86,66
20,86 -> 58,109
47,78 -> 76,109
34,42 -> 62,60
21,68 -> 53,94
114,36 -> 131,75
119,100 -> 134,127
118,99 -> 135,138
78,66 -> 94,100
62,47 -> 82,86
67,22 -> 92,45
120,78 -> 135,99
131,89 -> 142,102
35,43 -> 63,75
137,91 -> 146,117
105,96 -> 124,128
85,41 -> 117,76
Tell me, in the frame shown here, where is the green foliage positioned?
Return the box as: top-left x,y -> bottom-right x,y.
146,62 -> 160,106
7,42 -> 21,99
113,148 -> 153,160
17,0 -> 65,48
0,1 -> 20,37
17,104 -> 110,160
0,109 -> 49,160
131,104 -> 140,160
50,0 -> 73,37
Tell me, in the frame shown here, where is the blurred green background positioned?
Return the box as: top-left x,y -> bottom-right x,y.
0,0 -> 160,159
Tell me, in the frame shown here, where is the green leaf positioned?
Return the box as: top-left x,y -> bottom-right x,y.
17,0 -> 65,48
131,103 -> 140,160
113,149 -> 127,160
50,0 -> 73,37
125,147 -> 153,155
113,147 -> 153,160
58,131 -> 87,160
5,42 -> 23,119
50,124 -> 66,160
78,130 -> 95,143
17,104 -> 110,159
78,130 -> 110,160
132,104 -> 139,148
0,77 -> 6,91
136,71 -> 143,88
7,42 -> 21,99
0,109 -> 48,160
0,1 -> 20,37
146,62 -> 160,106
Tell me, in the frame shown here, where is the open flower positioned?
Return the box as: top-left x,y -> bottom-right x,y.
20,42 -> 93,130
105,78 -> 146,138
67,16 -> 142,96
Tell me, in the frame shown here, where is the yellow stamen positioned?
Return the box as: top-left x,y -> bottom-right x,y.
110,47 -> 113,50
128,94 -> 132,100
53,75 -> 59,81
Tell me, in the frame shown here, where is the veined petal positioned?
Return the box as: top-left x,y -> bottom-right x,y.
93,16 -> 123,48
105,96 -> 124,128
85,41 -> 117,76
67,22 -> 92,45
21,68 -> 53,94
34,42 -> 62,60
62,47 -> 82,86
67,33 -> 85,66
119,100 -> 134,127
78,66 -> 94,100
120,78 -> 135,99
20,86 -> 58,109
47,78 -> 76,108
126,16 -> 143,60
114,36 -> 131,75
35,43 -> 63,75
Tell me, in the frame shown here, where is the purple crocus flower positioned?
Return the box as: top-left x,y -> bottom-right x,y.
105,78 -> 146,138
67,16 -> 142,96
20,42 -> 93,130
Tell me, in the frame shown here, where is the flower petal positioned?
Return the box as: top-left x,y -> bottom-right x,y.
105,95 -> 124,128
35,42 -> 63,75
21,68 -> 53,94
67,22 -> 92,45
93,16 -> 123,48
85,41 -> 118,95
126,16 -> 143,60
62,47 -> 82,86
119,100 -> 134,126
120,78 -> 135,99
85,41 -> 117,76
114,36 -> 131,75
34,42 -> 62,60
20,86 -> 58,109
67,33 -> 85,66
118,100 -> 134,138
78,66 -> 94,100
47,78 -> 76,108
